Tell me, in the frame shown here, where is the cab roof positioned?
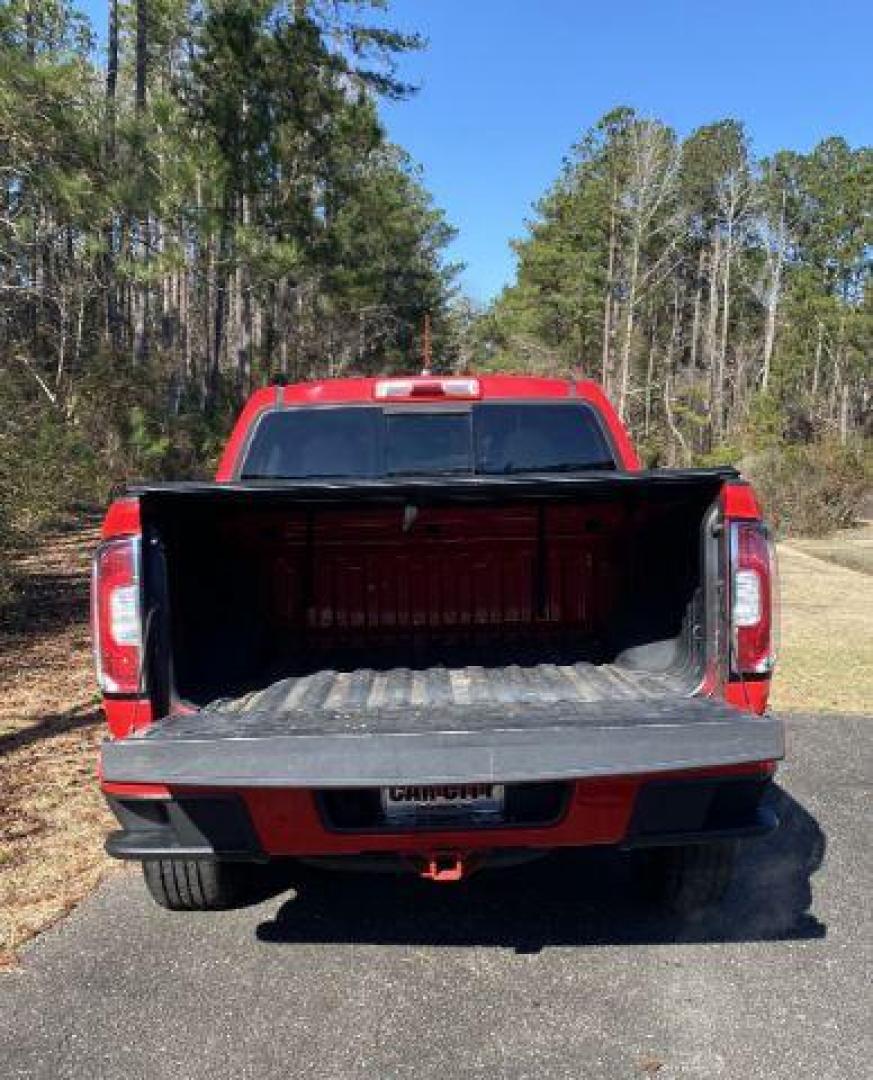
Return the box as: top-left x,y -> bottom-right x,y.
216,374 -> 640,479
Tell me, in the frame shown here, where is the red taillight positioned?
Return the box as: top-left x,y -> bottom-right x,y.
92,536 -> 143,694
730,522 -> 776,675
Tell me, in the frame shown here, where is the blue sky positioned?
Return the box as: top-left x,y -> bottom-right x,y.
81,0 -> 872,302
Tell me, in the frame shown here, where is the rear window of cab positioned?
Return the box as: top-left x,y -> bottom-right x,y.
240,401 -> 617,479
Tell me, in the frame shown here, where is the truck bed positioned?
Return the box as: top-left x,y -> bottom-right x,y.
139,470 -> 728,710
202,659 -> 694,718
102,464 -> 783,790
101,661 -> 783,787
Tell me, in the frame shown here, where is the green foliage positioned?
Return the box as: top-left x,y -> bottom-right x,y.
474,107 -> 871,490
0,0 -> 458,583
0,371 -> 104,536
743,443 -> 871,537
693,444 -> 745,468
127,405 -> 171,471
744,392 -> 786,451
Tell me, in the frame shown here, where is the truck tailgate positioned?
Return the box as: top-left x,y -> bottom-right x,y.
101,687 -> 783,787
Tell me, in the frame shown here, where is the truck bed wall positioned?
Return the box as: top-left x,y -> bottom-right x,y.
142,485 -> 720,710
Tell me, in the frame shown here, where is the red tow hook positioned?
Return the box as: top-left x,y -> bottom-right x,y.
418,852 -> 476,883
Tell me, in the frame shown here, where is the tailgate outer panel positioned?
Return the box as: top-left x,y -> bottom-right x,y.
101,698 -> 783,788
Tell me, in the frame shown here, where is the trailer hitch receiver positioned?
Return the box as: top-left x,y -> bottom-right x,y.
418,852 -> 475,883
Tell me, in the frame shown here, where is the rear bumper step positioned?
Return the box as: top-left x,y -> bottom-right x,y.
101,699 -> 783,788
104,775 -> 779,861
105,794 -> 266,861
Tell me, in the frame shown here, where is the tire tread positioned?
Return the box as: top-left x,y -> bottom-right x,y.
142,859 -> 245,911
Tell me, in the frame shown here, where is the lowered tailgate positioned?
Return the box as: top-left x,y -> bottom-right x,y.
101,692 -> 783,788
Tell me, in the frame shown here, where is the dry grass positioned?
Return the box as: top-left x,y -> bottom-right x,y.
0,525 -> 117,970
770,524 -> 873,715
787,520 -> 873,577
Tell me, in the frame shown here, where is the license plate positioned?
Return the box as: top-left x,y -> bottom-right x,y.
381,783 -> 505,823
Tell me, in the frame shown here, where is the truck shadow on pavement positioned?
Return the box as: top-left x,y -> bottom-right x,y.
256,785 -> 826,953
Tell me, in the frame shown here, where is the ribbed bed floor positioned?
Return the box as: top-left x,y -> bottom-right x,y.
204,661 -> 693,720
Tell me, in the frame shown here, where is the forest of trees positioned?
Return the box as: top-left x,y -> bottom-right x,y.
1,5 -> 871,584
0,0 -> 458,549
473,108 -> 871,467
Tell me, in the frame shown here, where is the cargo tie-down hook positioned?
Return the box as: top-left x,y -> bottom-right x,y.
402,503 -> 419,533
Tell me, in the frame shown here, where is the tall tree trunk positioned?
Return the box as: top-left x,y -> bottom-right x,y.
644,313 -> 658,439
761,299 -> 777,392
689,247 -> 704,371
734,341 -> 746,419
107,0 -> 119,147
618,232 -> 641,422
136,0 -> 148,113
25,1 -> 35,60
761,188 -> 786,392
717,218 -> 733,439
73,292 -> 85,386
839,383 -> 850,444
704,229 -> 722,447
202,231 -> 213,407
104,0 -> 119,346
133,0 -> 150,365
240,193 -> 253,390
55,289 -> 68,391
179,221 -> 191,382
830,312 -> 846,429
811,320 -> 824,399
194,174 -> 206,401
210,210 -> 231,404
601,182 -> 617,391
664,286 -> 689,465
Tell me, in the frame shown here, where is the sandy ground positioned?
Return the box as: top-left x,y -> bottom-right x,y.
1,517 -> 870,966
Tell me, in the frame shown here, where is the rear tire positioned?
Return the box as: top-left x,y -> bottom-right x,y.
142,859 -> 254,912
632,841 -> 737,915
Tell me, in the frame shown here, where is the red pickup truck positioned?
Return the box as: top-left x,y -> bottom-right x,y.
93,374 -> 782,915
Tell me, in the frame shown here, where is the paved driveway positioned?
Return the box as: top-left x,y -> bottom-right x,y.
1,713 -> 870,1079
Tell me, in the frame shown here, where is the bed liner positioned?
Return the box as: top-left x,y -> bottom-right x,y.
199,660 -> 698,716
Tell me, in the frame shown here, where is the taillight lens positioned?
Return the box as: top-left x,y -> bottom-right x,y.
92,537 -> 143,694
730,522 -> 776,675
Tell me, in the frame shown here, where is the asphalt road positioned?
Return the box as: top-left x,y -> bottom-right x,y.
1,713 -> 870,1080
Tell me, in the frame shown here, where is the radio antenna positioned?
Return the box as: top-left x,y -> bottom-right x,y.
421,312 -> 432,376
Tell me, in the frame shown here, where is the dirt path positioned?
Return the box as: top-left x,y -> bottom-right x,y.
0,524 -> 116,968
